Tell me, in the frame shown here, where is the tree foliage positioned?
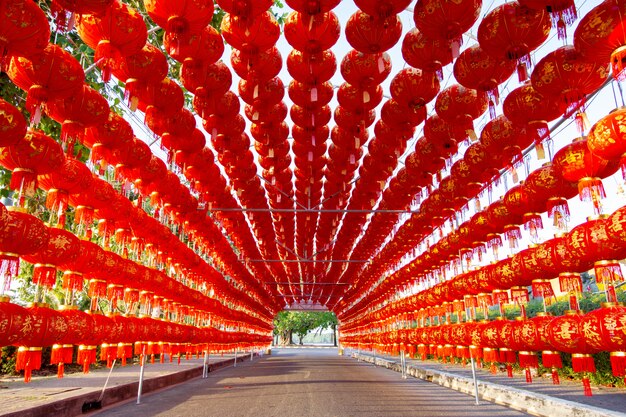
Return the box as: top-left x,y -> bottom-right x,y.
273,311 -> 337,345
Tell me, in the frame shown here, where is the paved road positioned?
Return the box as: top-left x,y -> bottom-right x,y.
93,348 -> 529,417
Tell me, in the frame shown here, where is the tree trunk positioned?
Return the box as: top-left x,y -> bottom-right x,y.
288,330 -> 293,345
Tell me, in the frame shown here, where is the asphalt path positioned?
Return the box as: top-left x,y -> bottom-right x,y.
93,348 -> 529,417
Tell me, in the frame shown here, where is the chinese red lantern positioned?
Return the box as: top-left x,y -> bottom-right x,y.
16,303 -> 68,382
402,28 -> 453,80
0,99 -> 26,148
217,0 -> 274,18
144,0 -> 214,37
478,1 -> 551,82
413,0 -> 481,57
520,0 -> 576,39
345,11 -> 403,54
55,306 -> 95,377
588,108 -> 626,179
341,49 -> 391,88
44,84 -> 110,151
389,68 -> 440,110
531,46 -> 610,132
163,25 -> 223,64
435,84 -> 488,142
453,45 -> 516,117
574,0 -> 626,81
0,298 -> 32,348
284,12 -> 340,54
8,44 -> 84,124
503,83 -> 568,159
231,46 -> 281,84
548,310 -> 599,395
287,50 -> 337,84
221,12 -> 280,55
553,138 -> 614,215
0,0 -> 50,67
0,130 -> 65,201
77,0 -> 148,81
112,43 -> 168,91
582,303 -> 626,381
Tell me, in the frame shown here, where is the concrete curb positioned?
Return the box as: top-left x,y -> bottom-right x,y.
352,353 -> 626,417
2,354 -> 257,417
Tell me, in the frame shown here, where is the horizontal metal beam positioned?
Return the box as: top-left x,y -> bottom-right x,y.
210,207 -> 416,214
248,259 -> 368,263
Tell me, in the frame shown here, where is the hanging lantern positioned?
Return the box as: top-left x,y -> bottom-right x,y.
453,45 -> 516,118
341,49 -> 392,88
0,298 -> 33,348
548,310 -> 599,396
217,0 -> 274,18
0,0 -> 50,65
520,0 -> 576,39
8,44 -> 85,124
44,84 -> 110,152
77,0 -> 148,82
0,99 -> 27,148
389,68 -> 440,110
345,10 -> 403,54
16,304 -> 68,382
574,1 -> 626,81
144,0 -> 214,38
503,83 -> 567,159
531,46 -> 610,132
112,43 -> 168,94
478,1 -> 551,82
284,12 -> 341,54
435,84 -> 488,143
588,108 -> 626,179
231,46 -> 282,84
582,303 -> 626,381
413,0 -> 481,57
552,138 -> 615,215
401,28 -> 453,80
287,49 -> 337,84
221,12 -> 280,55
0,130 -> 65,201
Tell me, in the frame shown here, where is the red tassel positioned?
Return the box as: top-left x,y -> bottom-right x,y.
517,62 -> 528,83
10,168 -> 37,197
542,351 -> 563,369
33,265 -> 57,289
78,346 -> 96,374
525,368 -> 533,383
57,362 -> 65,378
552,369 -> 560,385
583,376 -> 592,396
519,352 -> 539,369
490,362 -> 497,374
507,364 -> 513,378
16,347 -> 42,383
94,40 -> 116,83
572,354 -> 596,373
610,352 -> 626,377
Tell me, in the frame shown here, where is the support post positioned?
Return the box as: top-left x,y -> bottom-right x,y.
250,349 -> 254,361
234,348 -> 238,367
470,352 -> 480,405
202,350 -> 209,379
137,345 -> 147,405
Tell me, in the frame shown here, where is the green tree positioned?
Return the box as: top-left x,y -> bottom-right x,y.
273,311 -> 338,346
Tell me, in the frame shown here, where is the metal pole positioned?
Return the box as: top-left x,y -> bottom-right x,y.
234,348 -> 238,367
250,349 -> 254,361
202,350 -> 209,379
470,352 -> 480,406
137,345 -> 147,405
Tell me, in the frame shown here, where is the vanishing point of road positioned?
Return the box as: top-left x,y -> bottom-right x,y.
92,348 -> 529,417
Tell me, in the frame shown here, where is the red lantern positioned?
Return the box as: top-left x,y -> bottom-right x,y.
0,0 -> 50,65
8,44 -> 84,124
553,138 -> 614,215
217,0 -> 274,18
435,84 -> 488,142
56,306 -> 95,376
531,46 -> 610,124
503,83 -> 567,158
144,0 -> 214,37
0,130 -> 65,200
453,45 -> 516,117
520,0 -> 576,39
77,0 -> 148,81
112,43 -> 168,88
574,1 -> 626,81
287,50 -> 337,84
582,304 -> 626,380
0,298 -> 32,347
285,0 -> 339,14
221,12 -> 280,54
341,49 -> 391,88
389,68 -> 440,110
478,2 -> 551,82
0,99 -> 27,148
284,12 -> 340,54
402,28 -> 453,80
588,108 -> 626,179
354,0 -> 412,18
231,46 -> 281,84
345,11 -> 402,54
44,84 -> 110,151
413,0 -> 481,56
163,25 -> 223,64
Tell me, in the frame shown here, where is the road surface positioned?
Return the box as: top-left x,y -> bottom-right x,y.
93,348 -> 529,417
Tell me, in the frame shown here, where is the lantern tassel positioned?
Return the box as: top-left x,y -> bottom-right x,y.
16,347 -> 42,383
507,364 -> 513,378
525,368 -> 532,383
582,376 -> 592,396
610,352 -> 626,378
552,369 -> 560,385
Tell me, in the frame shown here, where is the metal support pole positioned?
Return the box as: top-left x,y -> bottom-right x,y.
250,349 -> 254,361
137,346 -> 147,405
234,349 -> 238,367
202,350 -> 209,379
470,353 -> 480,406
